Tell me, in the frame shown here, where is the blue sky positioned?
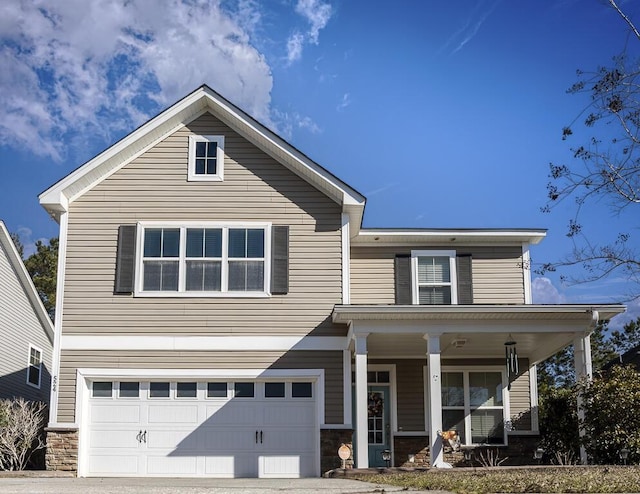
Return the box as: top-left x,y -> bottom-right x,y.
1,0 -> 639,326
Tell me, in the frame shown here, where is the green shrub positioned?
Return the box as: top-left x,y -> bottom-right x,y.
538,386 -> 580,464
579,365 -> 640,464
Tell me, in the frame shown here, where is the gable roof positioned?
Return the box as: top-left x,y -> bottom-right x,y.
0,221 -> 54,344
39,84 -> 366,232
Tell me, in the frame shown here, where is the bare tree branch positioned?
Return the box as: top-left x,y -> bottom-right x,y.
608,0 -> 640,41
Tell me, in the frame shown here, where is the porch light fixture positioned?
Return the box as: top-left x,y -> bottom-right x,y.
452,338 -> 467,348
382,449 -> 391,467
505,335 -> 519,390
620,447 -> 629,465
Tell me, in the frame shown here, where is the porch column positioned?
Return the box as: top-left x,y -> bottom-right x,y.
354,333 -> 369,469
425,333 -> 444,467
574,332 -> 593,465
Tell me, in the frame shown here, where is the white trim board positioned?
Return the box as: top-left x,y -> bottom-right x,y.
61,335 -> 348,351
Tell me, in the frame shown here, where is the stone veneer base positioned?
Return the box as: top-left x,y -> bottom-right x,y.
394,434 -> 542,467
45,428 -> 78,473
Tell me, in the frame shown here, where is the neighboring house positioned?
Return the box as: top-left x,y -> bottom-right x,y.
603,344 -> 640,371
0,220 -> 54,404
39,85 -> 625,478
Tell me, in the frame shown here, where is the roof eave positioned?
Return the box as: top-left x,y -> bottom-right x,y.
332,304 -> 626,324
353,229 -> 547,246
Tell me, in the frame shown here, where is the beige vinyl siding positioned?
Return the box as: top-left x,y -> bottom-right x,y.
509,368 -> 532,430
350,246 -> 525,304
58,350 -> 343,424
0,240 -> 52,403
62,113 -> 344,337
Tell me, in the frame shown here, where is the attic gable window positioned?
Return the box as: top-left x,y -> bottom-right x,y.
411,250 -> 458,305
136,222 -> 270,297
188,135 -> 225,181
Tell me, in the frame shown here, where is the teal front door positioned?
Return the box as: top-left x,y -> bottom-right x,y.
367,386 -> 390,467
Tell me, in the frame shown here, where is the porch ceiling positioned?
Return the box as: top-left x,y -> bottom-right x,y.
364,332 -> 575,365
335,304 -> 626,365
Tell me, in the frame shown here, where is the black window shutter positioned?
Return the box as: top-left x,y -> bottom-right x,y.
394,254 -> 412,304
456,254 -> 473,304
114,225 -> 137,294
271,226 -> 289,295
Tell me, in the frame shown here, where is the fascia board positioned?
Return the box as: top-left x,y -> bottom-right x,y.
0,221 -> 54,344
354,229 -> 547,245
332,304 -> 626,324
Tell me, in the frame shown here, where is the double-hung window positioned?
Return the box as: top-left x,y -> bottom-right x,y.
441,370 -> 506,445
27,345 -> 42,388
188,135 -> 224,181
138,223 -> 269,296
411,250 -> 457,304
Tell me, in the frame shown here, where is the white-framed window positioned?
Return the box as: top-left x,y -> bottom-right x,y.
411,250 -> 457,305
135,222 -> 271,297
441,369 -> 507,446
188,135 -> 225,181
26,345 -> 42,388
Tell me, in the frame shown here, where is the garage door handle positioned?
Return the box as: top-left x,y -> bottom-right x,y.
136,430 -> 142,443
260,431 -> 263,444
255,431 -> 258,444
142,430 -> 147,443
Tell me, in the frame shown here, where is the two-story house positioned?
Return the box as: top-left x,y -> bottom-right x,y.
39,85 -> 625,477
0,220 -> 53,404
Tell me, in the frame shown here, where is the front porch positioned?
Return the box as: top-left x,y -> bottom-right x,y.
333,304 -> 625,469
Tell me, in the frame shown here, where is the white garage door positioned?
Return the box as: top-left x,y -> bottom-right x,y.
85,380 -> 318,478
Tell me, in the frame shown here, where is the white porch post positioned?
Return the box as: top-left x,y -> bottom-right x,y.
354,333 -> 369,469
426,333 -> 444,467
574,332 -> 593,465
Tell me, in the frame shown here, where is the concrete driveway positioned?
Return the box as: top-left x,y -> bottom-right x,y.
0,476 -> 427,494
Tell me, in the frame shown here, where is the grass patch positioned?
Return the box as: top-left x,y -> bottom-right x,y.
355,466 -> 640,493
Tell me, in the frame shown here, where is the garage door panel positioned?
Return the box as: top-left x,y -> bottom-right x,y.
202,428 -> 257,451
204,454 -> 257,477
89,429 -> 140,449
206,402 -> 257,425
261,429 -> 315,452
147,429 -> 197,450
203,456 -> 236,477
91,405 -> 140,423
87,454 -> 139,475
259,455 -> 307,478
262,404 -> 315,426
148,404 -> 199,424
146,455 -> 198,475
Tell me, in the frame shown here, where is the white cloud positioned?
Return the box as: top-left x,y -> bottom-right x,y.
272,109 -> 321,139
295,0 -> 332,43
286,32 -> 305,64
0,0 -> 274,162
336,92 -> 351,111
286,0 -> 333,64
608,296 -> 640,331
14,226 -> 46,257
439,0 -> 502,55
531,277 -> 567,304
